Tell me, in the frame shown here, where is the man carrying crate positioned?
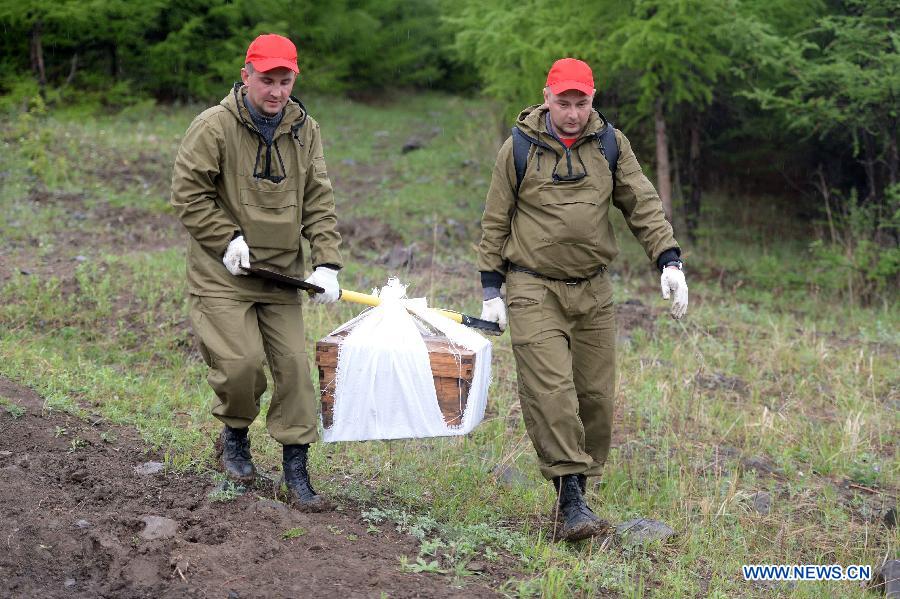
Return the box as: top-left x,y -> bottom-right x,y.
476,58 -> 689,540
171,34 -> 342,511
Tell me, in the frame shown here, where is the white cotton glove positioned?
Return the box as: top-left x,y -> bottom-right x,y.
660,266 -> 689,320
305,266 -> 340,304
480,297 -> 507,331
223,235 -> 250,276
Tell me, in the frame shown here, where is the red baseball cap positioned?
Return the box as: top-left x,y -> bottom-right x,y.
245,34 -> 299,73
546,58 -> 594,95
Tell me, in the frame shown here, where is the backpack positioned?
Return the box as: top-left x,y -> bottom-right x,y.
511,112 -> 619,194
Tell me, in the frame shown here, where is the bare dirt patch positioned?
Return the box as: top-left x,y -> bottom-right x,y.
0,376 -> 509,598
616,298 -> 658,338
336,216 -> 405,255
4,190 -> 182,287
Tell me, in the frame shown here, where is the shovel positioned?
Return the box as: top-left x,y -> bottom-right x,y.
243,266 -> 503,335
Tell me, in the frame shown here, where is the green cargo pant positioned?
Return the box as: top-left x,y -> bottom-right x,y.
188,295 -> 318,445
506,269 -> 616,480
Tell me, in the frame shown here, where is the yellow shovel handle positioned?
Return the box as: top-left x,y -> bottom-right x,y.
338,289 -> 381,307
338,289 -> 464,324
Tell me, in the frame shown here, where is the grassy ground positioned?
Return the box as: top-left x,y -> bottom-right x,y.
1,92 -> 897,597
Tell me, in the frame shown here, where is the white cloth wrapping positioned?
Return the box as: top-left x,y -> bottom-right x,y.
322,279 -> 492,442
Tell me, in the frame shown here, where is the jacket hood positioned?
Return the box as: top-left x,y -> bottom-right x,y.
515,104 -> 607,148
221,82 -> 308,137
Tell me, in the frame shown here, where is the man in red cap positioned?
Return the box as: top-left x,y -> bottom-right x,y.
171,33 -> 343,511
477,58 -> 688,540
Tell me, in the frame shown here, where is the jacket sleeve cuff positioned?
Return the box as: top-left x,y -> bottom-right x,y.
483,287 -> 502,301
656,247 -> 681,272
480,270 -> 505,289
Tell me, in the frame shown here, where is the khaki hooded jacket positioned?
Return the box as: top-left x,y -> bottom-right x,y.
478,105 -> 677,280
171,84 -> 343,303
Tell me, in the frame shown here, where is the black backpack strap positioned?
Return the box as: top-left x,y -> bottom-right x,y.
511,126 -> 532,194
595,111 -> 619,177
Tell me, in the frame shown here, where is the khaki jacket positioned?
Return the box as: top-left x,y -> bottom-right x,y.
171,84 -> 343,303
478,105 -> 677,280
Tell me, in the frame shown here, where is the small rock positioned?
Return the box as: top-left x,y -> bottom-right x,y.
19,269 -> 31,276
133,461 -> 164,476
73,519 -> 90,529
308,544 -> 325,552
0,451 -> 12,458
467,561 -> 486,572
884,507 -> 897,530
139,515 -> 178,540
876,560 -> 900,598
74,255 -> 87,262
751,491 -> 772,515
615,518 -> 675,547
401,138 -> 424,154
69,469 -> 89,482
64,578 -> 76,588
227,591 -> 241,599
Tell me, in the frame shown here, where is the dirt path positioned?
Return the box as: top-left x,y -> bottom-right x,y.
0,376 -> 508,598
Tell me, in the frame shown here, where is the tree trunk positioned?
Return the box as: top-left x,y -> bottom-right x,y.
65,54 -> 79,86
109,44 -> 119,81
861,128 -> 879,202
685,117 -> 702,244
887,122 -> 898,188
30,20 -> 47,89
672,142 -> 682,203
654,97 -> 673,220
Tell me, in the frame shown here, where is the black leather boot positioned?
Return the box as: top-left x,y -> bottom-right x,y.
215,426 -> 256,483
553,474 -> 607,541
282,444 -> 330,512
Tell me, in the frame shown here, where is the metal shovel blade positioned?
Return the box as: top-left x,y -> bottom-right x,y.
241,266 -> 325,294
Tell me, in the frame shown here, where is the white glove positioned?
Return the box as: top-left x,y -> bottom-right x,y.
305,266 -> 340,304
223,235 -> 250,276
660,266 -> 688,319
480,297 -> 507,331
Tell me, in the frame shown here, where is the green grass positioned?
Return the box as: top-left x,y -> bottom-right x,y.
282,526 -> 307,539
0,92 -> 897,597
0,397 -> 26,419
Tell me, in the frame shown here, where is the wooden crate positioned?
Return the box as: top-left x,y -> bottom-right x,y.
315,330 -> 475,428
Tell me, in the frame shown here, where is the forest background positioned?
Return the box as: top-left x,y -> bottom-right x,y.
3,0 -> 898,296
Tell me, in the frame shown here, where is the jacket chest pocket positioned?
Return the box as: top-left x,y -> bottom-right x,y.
239,186 -> 300,251
536,179 -> 605,246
